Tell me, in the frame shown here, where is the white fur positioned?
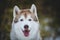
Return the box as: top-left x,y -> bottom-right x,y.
13,5 -> 20,19
10,4 -> 42,40
30,4 -> 38,20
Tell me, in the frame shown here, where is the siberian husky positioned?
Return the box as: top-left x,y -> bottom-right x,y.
10,4 -> 42,40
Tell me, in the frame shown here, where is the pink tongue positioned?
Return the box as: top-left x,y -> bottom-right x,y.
23,30 -> 29,37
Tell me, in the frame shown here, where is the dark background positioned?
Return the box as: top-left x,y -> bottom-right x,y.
0,0 -> 60,40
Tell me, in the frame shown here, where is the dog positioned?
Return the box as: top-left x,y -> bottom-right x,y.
10,4 -> 42,40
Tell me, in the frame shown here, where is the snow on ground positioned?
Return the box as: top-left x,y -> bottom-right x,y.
44,36 -> 60,40
56,36 -> 60,40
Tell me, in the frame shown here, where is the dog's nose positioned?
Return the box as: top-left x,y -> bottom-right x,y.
24,25 -> 29,29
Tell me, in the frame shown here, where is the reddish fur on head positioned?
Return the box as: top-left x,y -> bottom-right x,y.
14,9 -> 38,23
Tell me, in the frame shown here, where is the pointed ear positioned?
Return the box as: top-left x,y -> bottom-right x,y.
30,4 -> 38,20
13,5 -> 20,18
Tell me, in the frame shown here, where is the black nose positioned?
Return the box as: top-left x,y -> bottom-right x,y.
24,25 -> 29,29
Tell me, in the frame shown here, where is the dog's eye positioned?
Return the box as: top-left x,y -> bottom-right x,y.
20,19 -> 23,21
28,19 -> 32,21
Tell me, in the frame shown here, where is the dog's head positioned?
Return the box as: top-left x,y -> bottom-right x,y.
13,4 -> 39,37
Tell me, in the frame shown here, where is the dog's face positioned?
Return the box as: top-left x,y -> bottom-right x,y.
13,4 -> 39,38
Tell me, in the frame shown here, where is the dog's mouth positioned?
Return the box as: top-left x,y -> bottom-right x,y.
22,29 -> 30,37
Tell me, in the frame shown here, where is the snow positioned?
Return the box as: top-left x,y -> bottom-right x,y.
44,36 -> 60,40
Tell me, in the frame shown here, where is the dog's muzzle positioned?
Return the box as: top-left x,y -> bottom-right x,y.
22,25 -> 30,37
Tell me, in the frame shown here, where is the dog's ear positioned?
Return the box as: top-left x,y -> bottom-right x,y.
30,4 -> 38,20
13,6 -> 20,18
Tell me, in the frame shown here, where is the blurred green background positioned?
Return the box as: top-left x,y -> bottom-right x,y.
0,0 -> 60,40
